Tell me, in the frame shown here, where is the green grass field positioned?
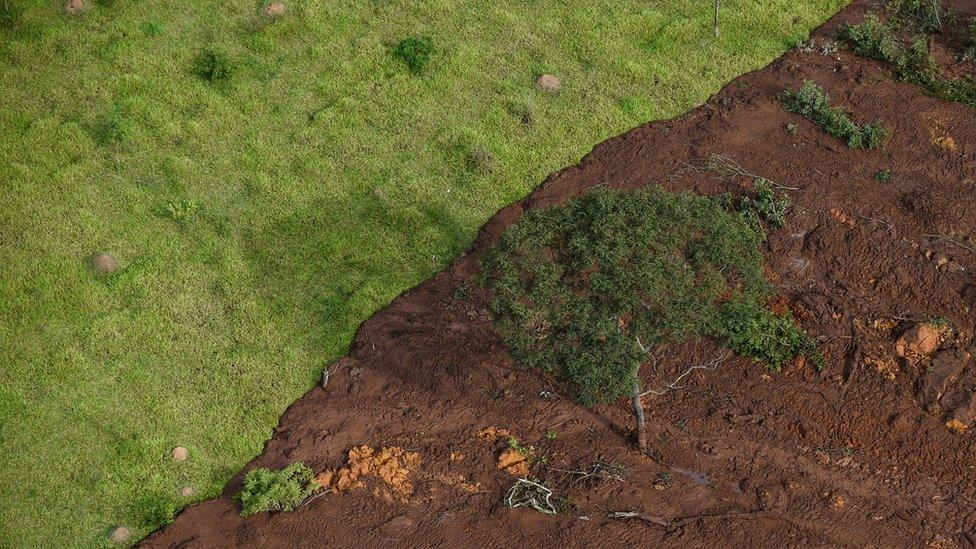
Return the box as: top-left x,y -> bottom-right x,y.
0,0 -> 845,545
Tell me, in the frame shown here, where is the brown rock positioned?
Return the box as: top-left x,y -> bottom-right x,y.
946,392 -> 976,433
263,1 -> 286,17
89,253 -> 119,274
109,526 -> 130,543
535,74 -> 561,93
65,0 -> 87,14
916,349 -> 969,410
895,323 -> 945,363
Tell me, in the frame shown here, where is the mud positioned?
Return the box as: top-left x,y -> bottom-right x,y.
144,1 -> 976,546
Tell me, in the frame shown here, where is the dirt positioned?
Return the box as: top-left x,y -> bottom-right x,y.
262,2 -> 285,18
89,252 -> 118,274
535,73 -> 561,93
143,1 -> 976,546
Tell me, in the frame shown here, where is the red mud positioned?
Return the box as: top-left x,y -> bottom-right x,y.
144,1 -> 976,546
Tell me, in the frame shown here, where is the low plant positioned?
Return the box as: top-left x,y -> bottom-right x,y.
963,19 -> 976,62
874,169 -> 893,182
785,122 -> 798,135
1,0 -> 26,31
887,0 -> 954,33
780,80 -> 888,149
392,36 -> 434,74
740,179 -> 791,228
237,462 -> 318,516
141,20 -> 164,36
193,48 -> 234,83
838,14 -> 976,107
507,436 -> 535,457
160,199 -> 200,223
480,187 -> 819,450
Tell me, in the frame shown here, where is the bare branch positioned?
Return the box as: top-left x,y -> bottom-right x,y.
640,352 -> 730,397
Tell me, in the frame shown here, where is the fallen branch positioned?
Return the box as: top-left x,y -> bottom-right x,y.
923,234 -> 976,255
676,154 -> 799,191
640,352 -> 730,397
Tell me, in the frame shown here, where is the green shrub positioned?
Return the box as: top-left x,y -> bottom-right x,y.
159,199 -> 200,224
963,19 -> 976,62
838,14 -> 976,108
740,179 -> 791,228
874,169 -> 893,183
193,48 -> 233,82
392,36 -> 434,74
480,187 -> 817,406
780,81 -> 888,149
134,492 -> 178,528
237,462 -> 317,516
887,0 -> 954,33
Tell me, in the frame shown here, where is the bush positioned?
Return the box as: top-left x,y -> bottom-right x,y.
780,80 -> 888,149
193,48 -> 233,82
887,0 -> 954,33
838,14 -> 976,108
392,36 -> 434,74
480,187 -> 817,406
237,463 -> 317,516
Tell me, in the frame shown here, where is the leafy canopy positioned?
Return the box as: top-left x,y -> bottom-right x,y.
481,187 -> 817,406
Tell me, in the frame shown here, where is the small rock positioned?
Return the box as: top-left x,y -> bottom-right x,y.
535,73 -> 561,93
180,486 -> 195,497
109,526 -> 130,543
171,446 -> 188,462
89,253 -> 119,274
946,391 -> 976,433
263,1 -> 286,17
65,0 -> 87,14
895,323 -> 946,364
916,349 -> 970,410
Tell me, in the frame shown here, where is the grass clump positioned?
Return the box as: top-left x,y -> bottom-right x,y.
193,48 -> 233,82
237,462 -> 317,516
963,19 -> 976,62
874,169 -> 893,182
392,36 -> 434,74
480,187 -> 817,406
780,80 -> 888,149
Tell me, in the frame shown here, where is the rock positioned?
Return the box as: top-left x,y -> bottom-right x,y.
263,1 -> 286,17
109,526 -> 130,543
946,391 -> 976,433
89,253 -> 119,274
895,323 -> 946,364
916,349 -> 969,410
65,0 -> 87,14
171,446 -> 188,462
496,448 -> 529,476
535,73 -> 561,93
180,486 -> 194,497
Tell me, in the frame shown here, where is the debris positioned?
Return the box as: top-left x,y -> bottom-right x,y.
504,478 -> 558,515
497,448 -> 530,477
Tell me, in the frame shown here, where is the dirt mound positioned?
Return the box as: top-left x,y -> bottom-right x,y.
143,1 -> 976,546
314,446 -> 421,502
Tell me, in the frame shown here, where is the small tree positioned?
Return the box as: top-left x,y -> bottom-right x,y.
481,186 -> 817,451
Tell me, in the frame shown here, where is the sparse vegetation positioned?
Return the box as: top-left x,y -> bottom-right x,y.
964,19 -> 976,62
237,463 -> 318,516
160,199 -> 201,224
886,0 -> 954,34
837,14 -> 976,108
780,80 -> 889,149
97,100 -> 134,145
503,478 -> 571,515
739,179 -> 791,228
481,187 -> 818,449
786,122 -> 798,135
392,36 -> 435,74
875,169 -> 893,183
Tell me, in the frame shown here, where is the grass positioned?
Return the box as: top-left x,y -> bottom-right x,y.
0,0 -> 845,546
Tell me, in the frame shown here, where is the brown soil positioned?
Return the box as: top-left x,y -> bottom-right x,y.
144,1 -> 976,546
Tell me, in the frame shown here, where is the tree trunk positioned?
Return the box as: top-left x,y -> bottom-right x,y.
631,384 -> 647,452
713,0 -> 720,36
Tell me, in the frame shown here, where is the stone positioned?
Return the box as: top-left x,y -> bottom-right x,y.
89,253 -> 119,274
535,73 -> 561,93
109,526 -> 130,543
263,1 -> 286,17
